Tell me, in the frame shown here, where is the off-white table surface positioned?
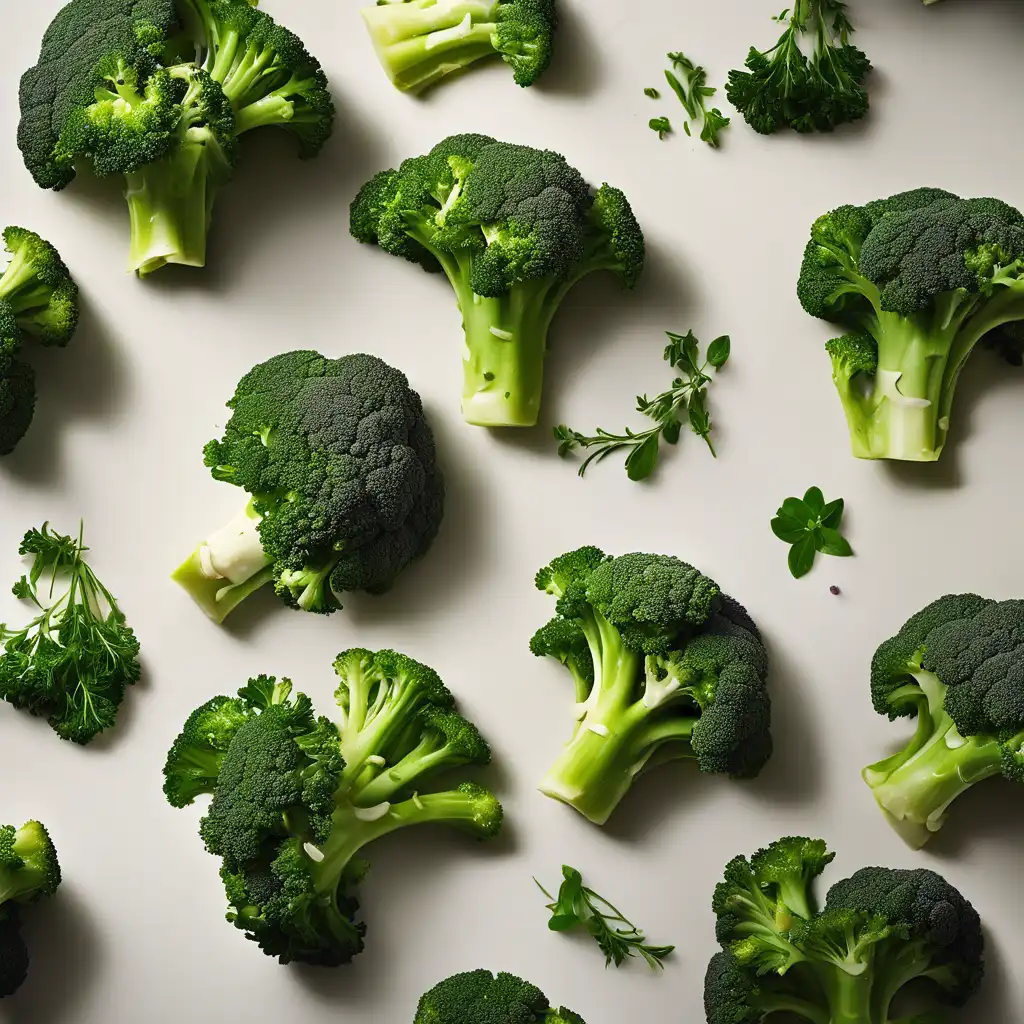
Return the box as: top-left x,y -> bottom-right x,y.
1,1 -> 1022,1021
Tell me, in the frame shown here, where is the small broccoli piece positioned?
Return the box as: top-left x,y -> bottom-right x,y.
530,546 -> 771,824
18,0 -> 334,276
350,135 -> 644,428
172,351 -> 445,624
862,594 -> 1024,848
798,189 -> 1024,461
0,821 -> 62,999
705,837 -> 985,1024
361,0 -> 556,94
727,0 -> 871,136
165,650 -> 502,966
415,969 -> 586,1023
0,523 -> 141,744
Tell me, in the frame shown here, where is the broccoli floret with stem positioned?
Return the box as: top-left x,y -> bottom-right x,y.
361,0 -> 556,94
0,821 -> 62,999
799,189 -> 1024,461
164,649 -> 502,966
0,522 -> 141,744
18,0 -> 334,276
530,546 -> 771,824
415,969 -> 586,1023
862,594 -> 1024,849
172,351 -> 444,624
350,135 -> 644,428
705,837 -> 985,1024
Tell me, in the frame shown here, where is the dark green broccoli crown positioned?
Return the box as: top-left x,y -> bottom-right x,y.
415,969 -> 552,1024
494,0 -> 557,87
825,332 -> 877,381
529,616 -> 595,684
202,351 -> 444,608
703,950 -> 764,1024
198,685 -> 344,867
859,194 -> 1024,316
0,228 -> 79,347
587,184 -> 645,288
797,204 -> 875,321
18,0 -> 182,189
0,909 -> 29,998
862,187 -> 959,223
534,545 -> 608,603
420,706 -> 492,766
823,866 -> 984,1002
0,348 -> 36,457
584,552 -> 721,655
0,821 -> 62,903
162,694 -> 257,807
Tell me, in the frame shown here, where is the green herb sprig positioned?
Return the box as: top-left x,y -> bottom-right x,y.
649,116 -> 672,139
555,330 -> 730,481
536,865 -> 675,969
772,487 -> 853,578
664,51 -> 730,147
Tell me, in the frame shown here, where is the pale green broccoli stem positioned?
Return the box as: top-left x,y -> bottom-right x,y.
0,247 -> 46,313
171,499 -> 274,623
814,968 -> 876,1024
362,0 -> 502,93
232,75 -> 321,133
862,670 -> 1004,849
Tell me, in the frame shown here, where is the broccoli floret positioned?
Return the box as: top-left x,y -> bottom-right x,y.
799,188 -> 1024,461
165,650 -> 503,966
18,0 -> 334,276
0,821 -> 62,999
726,0 -> 871,135
862,594 -> 1024,849
171,351 -> 445,624
530,546 -> 771,824
361,0 -> 556,94
415,969 -> 586,1023
0,523 -> 141,744
705,837 -> 985,1024
350,135 -> 644,428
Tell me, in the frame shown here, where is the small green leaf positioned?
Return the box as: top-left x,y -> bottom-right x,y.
707,335 -> 731,368
788,534 -> 817,578
771,517 -> 806,544
802,486 -> 825,514
820,498 -> 845,528
818,527 -> 853,557
626,432 -> 660,480
649,116 -> 672,139
548,914 -> 579,932
661,418 -> 682,445
644,87 -> 660,99
681,332 -> 700,374
683,121 -> 692,137
780,497 -> 814,523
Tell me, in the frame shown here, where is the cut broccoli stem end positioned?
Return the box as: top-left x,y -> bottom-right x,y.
863,719 -> 1003,849
456,284 -> 556,427
123,133 -> 230,276
172,501 -> 274,623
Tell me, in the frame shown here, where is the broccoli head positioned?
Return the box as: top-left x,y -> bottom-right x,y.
798,188 -> 1024,461
0,821 -> 62,999
18,0 -> 334,276
705,836 -> 984,1024
862,594 -> 1024,848
350,135 -> 644,428
415,969 -> 586,1023
0,345 -> 35,459
172,351 -> 445,624
530,546 -> 771,824
164,650 -> 502,966
361,0 -> 556,94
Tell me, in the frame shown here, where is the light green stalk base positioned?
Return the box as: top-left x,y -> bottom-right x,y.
361,0 -> 500,93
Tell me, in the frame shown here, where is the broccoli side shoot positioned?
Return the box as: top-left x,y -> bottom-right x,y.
361,0 -> 556,94
0,821 -> 62,998
530,546 -> 771,824
350,134 -> 644,428
164,650 -> 502,966
705,836 -> 985,1024
863,594 -> 1024,849
798,188 -> 1024,461
415,969 -> 586,1023
18,0 -> 334,276
171,351 -> 445,624
0,523 -> 141,744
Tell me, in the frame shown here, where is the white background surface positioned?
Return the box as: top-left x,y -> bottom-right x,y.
1,0 -> 1023,1021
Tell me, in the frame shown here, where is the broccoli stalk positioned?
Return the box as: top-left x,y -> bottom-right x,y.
361,0 -> 556,94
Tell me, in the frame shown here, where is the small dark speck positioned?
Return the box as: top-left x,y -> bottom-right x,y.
830,585 -> 841,596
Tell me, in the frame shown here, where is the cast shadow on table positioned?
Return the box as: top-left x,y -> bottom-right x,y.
600,642 -> 823,843
532,0 -> 602,100
0,296 -> 127,487
4,886 -> 101,1024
